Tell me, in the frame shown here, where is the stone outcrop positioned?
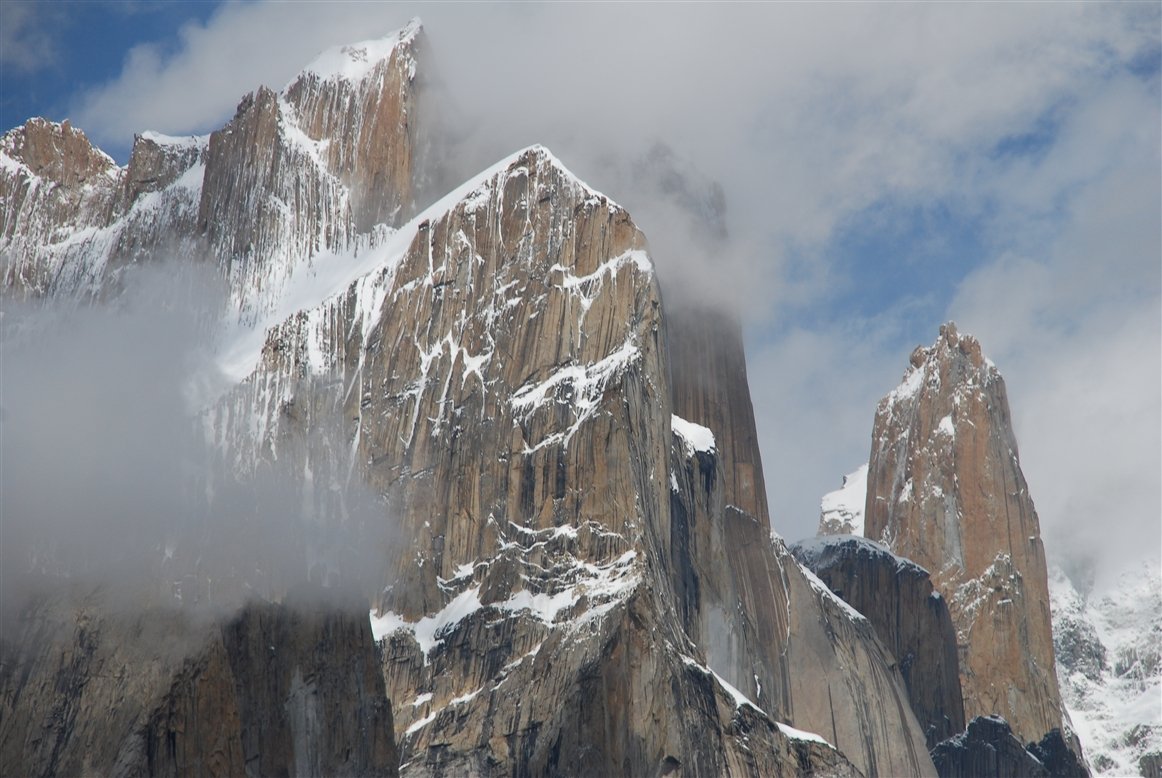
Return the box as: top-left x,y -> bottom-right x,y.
0,586 -> 397,777
930,716 -> 1050,778
791,535 -> 965,747
0,118 -> 124,295
864,323 -> 1069,748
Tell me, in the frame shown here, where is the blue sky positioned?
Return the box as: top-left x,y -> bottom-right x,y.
1,2 -> 216,149
2,1 -> 1159,580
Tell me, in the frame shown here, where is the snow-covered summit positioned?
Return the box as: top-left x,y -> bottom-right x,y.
296,18 -> 423,86
818,464 -> 867,536
217,144 -> 636,383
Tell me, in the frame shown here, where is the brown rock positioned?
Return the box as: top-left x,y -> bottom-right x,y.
0,119 -> 123,295
865,323 -> 1070,747
218,143 -> 931,775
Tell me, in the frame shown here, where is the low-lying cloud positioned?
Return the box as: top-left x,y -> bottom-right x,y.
0,263 -> 395,627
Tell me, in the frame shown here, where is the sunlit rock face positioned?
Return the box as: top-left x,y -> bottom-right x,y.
864,323 -> 1070,749
225,143 -> 874,776
0,21 -> 429,316
0,18 -> 948,778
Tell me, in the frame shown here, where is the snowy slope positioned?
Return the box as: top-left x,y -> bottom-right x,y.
818,464 -> 867,536
1050,561 -> 1162,775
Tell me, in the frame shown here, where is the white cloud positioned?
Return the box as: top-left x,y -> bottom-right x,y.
65,2 -> 1161,578
948,85 -> 1161,584
0,2 -> 64,74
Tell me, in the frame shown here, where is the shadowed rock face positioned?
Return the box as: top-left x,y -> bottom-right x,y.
931,716 -> 1048,778
864,323 -> 1069,748
669,415 -> 936,778
0,587 -> 397,777
791,535 -> 966,748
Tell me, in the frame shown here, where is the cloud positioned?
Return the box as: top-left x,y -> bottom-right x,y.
0,2 -> 64,74
61,2 -> 1161,583
947,83 -> 1162,583
0,263 -> 395,624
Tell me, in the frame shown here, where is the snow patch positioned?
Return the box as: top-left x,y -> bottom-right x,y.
671,415 -> 717,458
819,464 -> 867,535
777,722 -> 834,747
371,549 -> 640,661
138,130 -> 209,150
297,18 -> 422,85
937,414 -> 955,437
510,336 -> 642,451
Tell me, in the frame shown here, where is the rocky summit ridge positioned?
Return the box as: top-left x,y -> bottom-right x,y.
0,18 -> 1093,778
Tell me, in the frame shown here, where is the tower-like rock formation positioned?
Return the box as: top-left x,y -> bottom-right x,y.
864,322 -> 1068,746
1,20 -> 946,778
0,20 -> 430,315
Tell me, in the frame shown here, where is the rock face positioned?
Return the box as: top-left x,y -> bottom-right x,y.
227,142 -> 906,776
0,21 -> 429,315
0,587 -> 397,777
2,20 -> 945,778
791,535 -> 966,747
668,415 -> 936,777
864,323 -> 1068,748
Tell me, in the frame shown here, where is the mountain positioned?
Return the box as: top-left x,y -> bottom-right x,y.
1050,561 -> 1162,775
862,323 -> 1070,749
0,20 -> 434,321
817,465 -> 868,536
0,18 -> 1099,777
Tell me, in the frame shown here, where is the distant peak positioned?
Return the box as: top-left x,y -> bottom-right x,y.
295,19 -> 423,86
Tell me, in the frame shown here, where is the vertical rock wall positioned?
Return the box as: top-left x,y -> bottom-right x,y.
865,323 -> 1068,746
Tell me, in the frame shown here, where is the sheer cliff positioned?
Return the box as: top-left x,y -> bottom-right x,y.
0,18 -> 947,778
0,20 -> 429,317
863,323 -> 1070,749
791,535 -> 966,748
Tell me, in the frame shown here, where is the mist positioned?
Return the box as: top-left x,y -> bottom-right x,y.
0,262 -> 396,629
